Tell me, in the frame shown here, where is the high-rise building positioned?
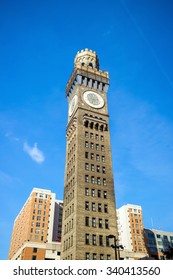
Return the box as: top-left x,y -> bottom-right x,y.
144,228 -> 173,260
8,188 -> 63,260
61,48 -> 118,260
117,204 -> 148,259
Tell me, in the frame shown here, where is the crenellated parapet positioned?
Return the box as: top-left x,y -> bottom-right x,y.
66,49 -> 109,97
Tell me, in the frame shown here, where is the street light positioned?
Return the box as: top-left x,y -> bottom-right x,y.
108,234 -> 124,260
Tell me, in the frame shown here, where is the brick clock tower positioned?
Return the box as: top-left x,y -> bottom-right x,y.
61,48 -> 118,260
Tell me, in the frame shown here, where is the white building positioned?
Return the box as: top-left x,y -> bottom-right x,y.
117,204 -> 148,259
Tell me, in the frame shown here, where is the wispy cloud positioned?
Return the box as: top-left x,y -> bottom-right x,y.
23,142 -> 45,164
112,90 -> 173,181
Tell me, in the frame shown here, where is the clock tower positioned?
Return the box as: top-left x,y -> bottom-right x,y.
61,48 -> 118,260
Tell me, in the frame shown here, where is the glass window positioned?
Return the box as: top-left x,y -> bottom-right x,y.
104,204 -> 108,213
102,156 -> 105,162
85,217 -> 89,227
85,202 -> 89,211
85,152 -> 89,159
103,179 -> 106,186
98,203 -> 102,212
92,218 -> 96,227
100,135 -> 104,141
96,165 -> 100,172
101,145 -> 104,151
91,153 -> 94,160
91,176 -> 95,184
96,154 -> 100,161
85,141 -> 89,148
90,142 -> 94,149
92,235 -> 97,245
85,163 -> 89,170
103,191 -> 107,198
98,190 -> 101,197
85,132 -> 89,138
91,164 -> 95,171
95,134 -> 99,140
99,219 -> 102,228
105,219 -> 109,229
92,203 -> 96,211
93,253 -> 97,260
90,133 -> 94,139
85,175 -> 89,183
96,144 -> 99,150
102,167 -> 106,174
106,236 -> 110,246
85,234 -> 90,245
97,177 -> 101,185
99,235 -> 103,246
91,189 -> 95,196
85,252 -> 90,260
85,188 -> 89,196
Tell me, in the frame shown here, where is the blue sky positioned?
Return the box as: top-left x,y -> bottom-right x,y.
0,0 -> 173,259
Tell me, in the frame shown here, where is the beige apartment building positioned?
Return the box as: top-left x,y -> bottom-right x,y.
8,188 -> 63,260
61,49 -> 118,260
117,204 -> 148,259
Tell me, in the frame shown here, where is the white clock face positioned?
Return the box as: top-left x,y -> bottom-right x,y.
83,91 -> 104,108
69,95 -> 78,116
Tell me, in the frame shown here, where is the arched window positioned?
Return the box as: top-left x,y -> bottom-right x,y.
88,62 -> 93,68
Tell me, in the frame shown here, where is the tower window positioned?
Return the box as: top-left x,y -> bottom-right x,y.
90,142 -> 94,149
88,62 -> 93,68
85,131 -> 89,137
93,253 -> 97,260
95,134 -> 99,140
98,190 -> 101,197
85,234 -> 90,245
97,177 -> 101,185
85,152 -> 89,159
105,219 -> 109,229
96,144 -> 99,150
85,175 -> 89,183
90,133 -> 94,139
106,236 -> 110,246
96,166 -> 100,172
99,235 -> 103,246
85,188 -> 89,196
102,167 -> 106,174
100,135 -> 104,141
99,219 -> 103,228
91,176 -> 95,184
85,202 -> 89,211
103,179 -> 106,186
92,203 -> 96,211
104,204 -> 108,213
85,163 -> 89,170
96,155 -> 100,161
91,164 -> 95,172
85,253 -> 90,260
91,153 -> 94,160
103,191 -> 107,198
92,218 -> 96,227
92,235 -> 96,245
102,156 -> 105,162
98,204 -> 102,212
101,145 -> 104,151
91,189 -> 95,196
85,141 -> 89,148
85,217 -> 89,226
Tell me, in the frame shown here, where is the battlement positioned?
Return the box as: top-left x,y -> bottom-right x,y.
74,48 -> 100,70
